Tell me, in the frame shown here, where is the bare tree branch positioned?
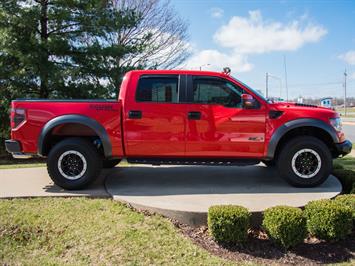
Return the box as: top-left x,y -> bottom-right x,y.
111,0 -> 190,70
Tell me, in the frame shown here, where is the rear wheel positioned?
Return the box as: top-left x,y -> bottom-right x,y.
277,136 -> 332,187
47,138 -> 102,190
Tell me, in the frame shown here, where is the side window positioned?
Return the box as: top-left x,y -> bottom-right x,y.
136,76 -> 178,103
192,78 -> 244,108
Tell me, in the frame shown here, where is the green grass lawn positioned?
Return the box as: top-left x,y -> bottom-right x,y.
0,198 -> 236,266
0,162 -> 45,169
0,157 -> 46,169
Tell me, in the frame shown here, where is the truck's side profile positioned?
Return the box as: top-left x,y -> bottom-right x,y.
5,70 -> 352,189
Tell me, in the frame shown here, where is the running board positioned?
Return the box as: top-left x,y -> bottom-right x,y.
126,158 -> 260,166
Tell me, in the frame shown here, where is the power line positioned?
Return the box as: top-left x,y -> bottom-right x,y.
287,81 -> 342,87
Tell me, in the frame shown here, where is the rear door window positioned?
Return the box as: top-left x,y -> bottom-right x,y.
136,76 -> 179,103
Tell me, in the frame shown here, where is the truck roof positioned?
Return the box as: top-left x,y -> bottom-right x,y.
126,69 -> 231,77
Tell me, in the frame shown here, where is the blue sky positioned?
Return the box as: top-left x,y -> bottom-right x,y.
171,0 -> 355,99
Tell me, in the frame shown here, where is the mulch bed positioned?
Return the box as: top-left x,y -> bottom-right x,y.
174,222 -> 355,265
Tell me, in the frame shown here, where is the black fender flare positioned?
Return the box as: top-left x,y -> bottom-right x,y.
266,118 -> 339,159
38,114 -> 112,157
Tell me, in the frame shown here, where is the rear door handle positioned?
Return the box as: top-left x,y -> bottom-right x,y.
128,110 -> 142,119
188,111 -> 201,120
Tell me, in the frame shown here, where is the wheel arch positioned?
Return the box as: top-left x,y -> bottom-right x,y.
266,118 -> 339,160
38,114 -> 112,158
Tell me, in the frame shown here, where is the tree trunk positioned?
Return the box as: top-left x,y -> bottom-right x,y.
39,0 -> 49,98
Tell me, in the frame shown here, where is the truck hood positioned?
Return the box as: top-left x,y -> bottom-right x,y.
269,102 -> 338,117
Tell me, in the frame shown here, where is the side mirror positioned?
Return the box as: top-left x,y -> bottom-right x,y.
242,94 -> 257,109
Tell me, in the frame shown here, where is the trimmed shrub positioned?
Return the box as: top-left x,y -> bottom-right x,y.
305,199 -> 353,240
333,168 -> 355,194
351,183 -> 355,194
333,162 -> 344,170
208,205 -> 250,244
335,194 -> 355,221
262,206 -> 306,249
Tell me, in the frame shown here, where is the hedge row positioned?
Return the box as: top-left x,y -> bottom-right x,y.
304,199 -> 352,240
333,163 -> 355,194
263,206 -> 307,249
208,205 -> 250,243
208,195 -> 354,249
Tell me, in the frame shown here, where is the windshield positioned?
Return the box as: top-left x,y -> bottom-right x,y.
230,76 -> 270,103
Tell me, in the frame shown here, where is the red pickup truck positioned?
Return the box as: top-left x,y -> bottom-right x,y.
5,69 -> 352,189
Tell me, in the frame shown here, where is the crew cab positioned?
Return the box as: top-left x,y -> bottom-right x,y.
5,69 -> 352,190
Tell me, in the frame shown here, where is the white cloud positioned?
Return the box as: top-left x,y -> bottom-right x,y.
213,10 -> 327,54
210,7 -> 224,19
183,49 -> 253,72
338,50 -> 355,65
350,72 -> 355,80
181,10 -> 326,74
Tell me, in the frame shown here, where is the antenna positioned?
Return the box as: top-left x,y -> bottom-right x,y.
223,67 -> 231,75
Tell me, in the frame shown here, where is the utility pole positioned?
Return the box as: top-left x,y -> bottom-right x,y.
284,55 -> 289,102
266,72 -> 269,98
266,73 -> 282,100
344,69 -> 347,116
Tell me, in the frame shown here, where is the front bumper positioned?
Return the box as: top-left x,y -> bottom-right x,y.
4,140 -> 33,159
5,140 -> 21,153
335,140 -> 352,156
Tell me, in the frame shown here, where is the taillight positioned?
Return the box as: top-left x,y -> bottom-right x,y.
10,108 -> 26,129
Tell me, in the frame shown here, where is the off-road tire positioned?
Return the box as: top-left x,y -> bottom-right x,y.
277,136 -> 332,187
47,138 -> 102,190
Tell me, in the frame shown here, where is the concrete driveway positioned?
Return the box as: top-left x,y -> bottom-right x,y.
105,165 -> 341,226
0,164 -> 342,226
0,167 -> 109,199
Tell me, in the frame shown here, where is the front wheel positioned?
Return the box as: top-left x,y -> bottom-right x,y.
47,138 -> 102,190
277,136 -> 332,187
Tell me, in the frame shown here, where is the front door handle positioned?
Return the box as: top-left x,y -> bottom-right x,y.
188,111 -> 201,120
128,110 -> 142,119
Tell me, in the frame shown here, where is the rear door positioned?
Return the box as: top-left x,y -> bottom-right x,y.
185,75 -> 266,158
123,74 -> 187,157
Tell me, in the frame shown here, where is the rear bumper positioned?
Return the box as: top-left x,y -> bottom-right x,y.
4,140 -> 33,159
335,140 -> 352,156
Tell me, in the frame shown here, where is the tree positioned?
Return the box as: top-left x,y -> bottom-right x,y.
0,0 -> 142,99
111,0 -> 190,80
0,0 -> 189,99
0,0 -> 189,149
76,0 -> 190,96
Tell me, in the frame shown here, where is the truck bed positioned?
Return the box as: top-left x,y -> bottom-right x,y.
10,99 -> 123,157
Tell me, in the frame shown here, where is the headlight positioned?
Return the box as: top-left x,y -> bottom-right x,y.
329,117 -> 342,131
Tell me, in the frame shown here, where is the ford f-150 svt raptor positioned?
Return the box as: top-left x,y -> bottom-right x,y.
5,69 -> 352,190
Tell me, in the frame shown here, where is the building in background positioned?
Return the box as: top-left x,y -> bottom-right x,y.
320,97 -> 333,108
297,96 -> 304,104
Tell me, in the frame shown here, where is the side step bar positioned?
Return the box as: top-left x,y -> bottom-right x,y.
127,158 -> 260,166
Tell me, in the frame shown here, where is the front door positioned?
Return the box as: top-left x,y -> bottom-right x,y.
185,75 -> 266,158
123,74 -> 187,157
